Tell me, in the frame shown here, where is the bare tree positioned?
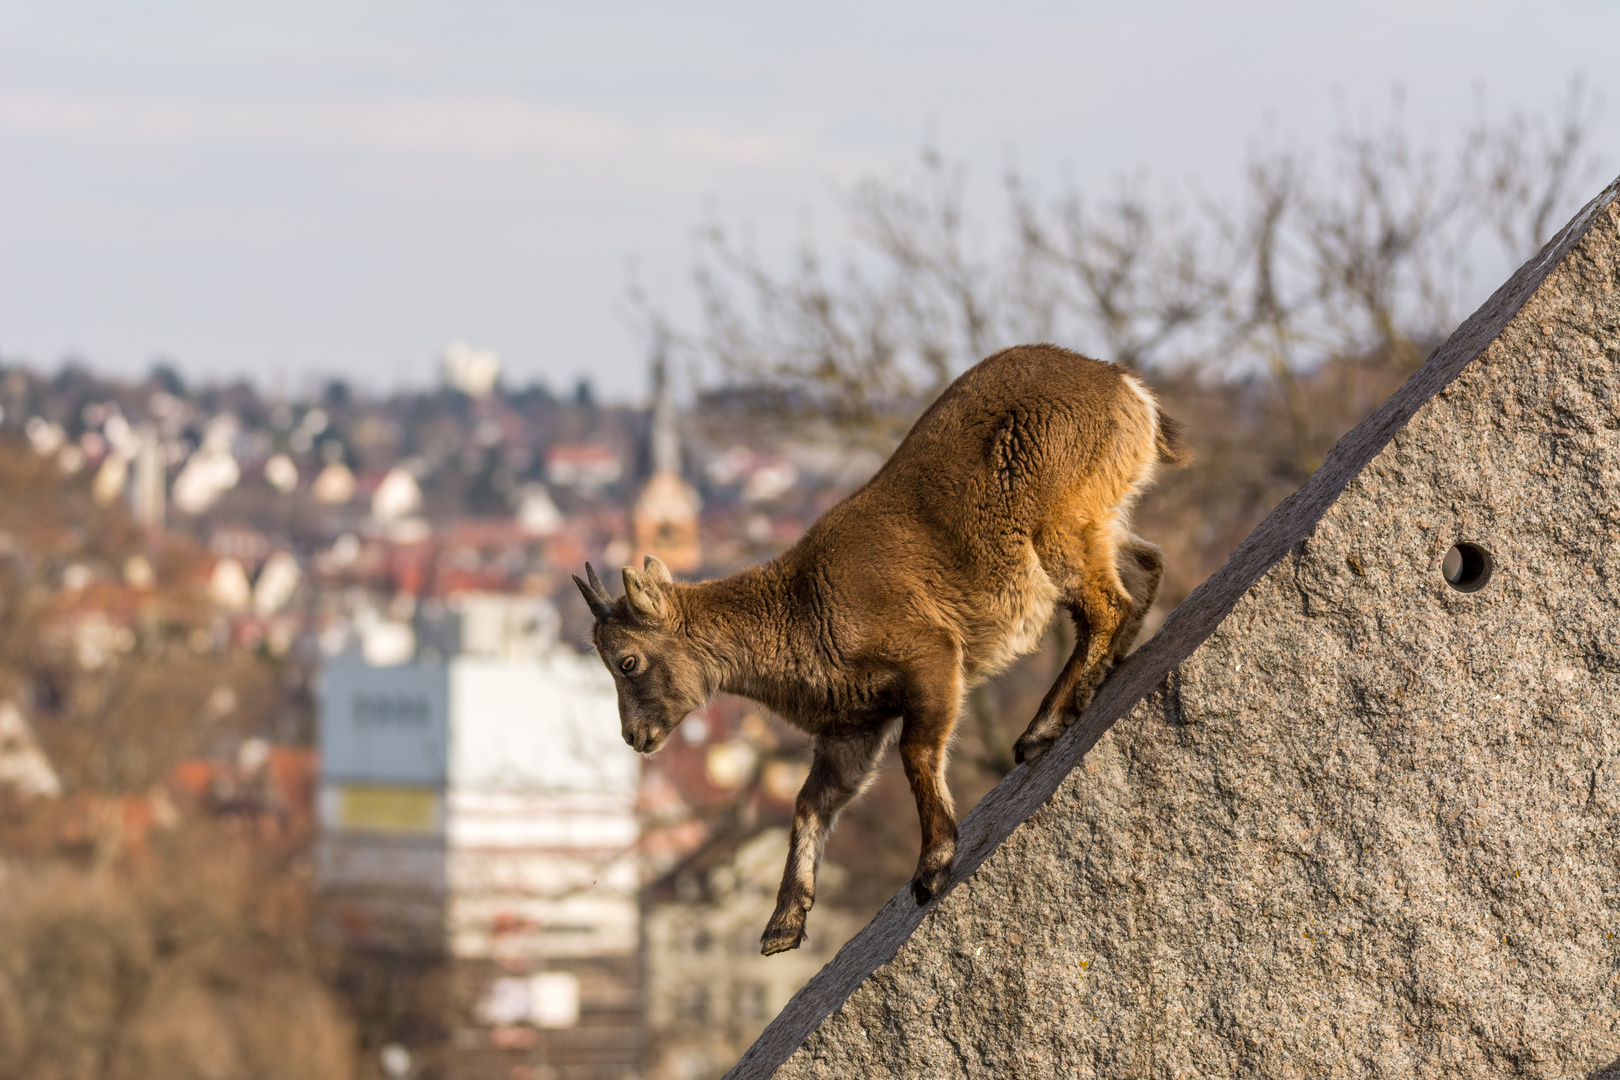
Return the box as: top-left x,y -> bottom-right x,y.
1470,78 -> 1607,263
666,85 -> 1602,431
1006,171 -> 1221,372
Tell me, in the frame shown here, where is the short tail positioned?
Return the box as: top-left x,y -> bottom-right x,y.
1154,405 -> 1193,467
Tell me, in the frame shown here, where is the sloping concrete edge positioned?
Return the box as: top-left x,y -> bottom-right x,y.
723,173 -> 1620,1080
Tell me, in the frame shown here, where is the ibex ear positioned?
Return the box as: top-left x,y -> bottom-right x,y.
643,553 -> 674,586
622,566 -> 669,623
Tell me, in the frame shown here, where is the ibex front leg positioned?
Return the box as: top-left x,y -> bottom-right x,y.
761,721 -> 897,955
899,659 -> 963,904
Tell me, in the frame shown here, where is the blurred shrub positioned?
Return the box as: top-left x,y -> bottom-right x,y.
0,816 -> 353,1080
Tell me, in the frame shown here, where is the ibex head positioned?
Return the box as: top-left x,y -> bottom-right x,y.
574,554 -> 707,754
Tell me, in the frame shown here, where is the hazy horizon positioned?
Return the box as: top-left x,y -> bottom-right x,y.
2,1 -> 1616,401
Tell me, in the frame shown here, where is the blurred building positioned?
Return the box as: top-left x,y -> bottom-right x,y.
129,423 -> 165,528
629,695 -> 873,1080
443,342 -> 502,399
546,444 -> 624,493
0,701 -> 62,800
642,830 -> 862,1080
315,599 -> 642,1080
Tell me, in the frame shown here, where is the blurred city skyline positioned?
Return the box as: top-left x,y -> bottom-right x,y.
1,0 -> 1616,399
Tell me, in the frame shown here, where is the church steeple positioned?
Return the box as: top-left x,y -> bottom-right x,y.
632,330 -> 702,574
649,329 -> 681,477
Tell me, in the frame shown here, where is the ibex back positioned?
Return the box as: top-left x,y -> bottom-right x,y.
576,343 -> 1190,954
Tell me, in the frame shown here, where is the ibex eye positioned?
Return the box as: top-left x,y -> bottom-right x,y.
620,656 -> 638,673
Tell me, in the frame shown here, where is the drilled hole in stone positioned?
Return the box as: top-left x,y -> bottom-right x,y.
1442,542 -> 1492,593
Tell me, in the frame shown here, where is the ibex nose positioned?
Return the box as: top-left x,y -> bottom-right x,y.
623,729 -> 637,749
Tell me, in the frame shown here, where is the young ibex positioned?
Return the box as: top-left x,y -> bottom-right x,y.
575,344 -> 1189,955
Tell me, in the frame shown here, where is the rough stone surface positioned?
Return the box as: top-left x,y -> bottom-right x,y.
728,177 -> 1620,1079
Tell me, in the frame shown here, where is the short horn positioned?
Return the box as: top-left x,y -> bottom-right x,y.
585,562 -> 613,605
574,563 -> 613,620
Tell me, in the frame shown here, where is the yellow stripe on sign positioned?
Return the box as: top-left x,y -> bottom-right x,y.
340,785 -> 439,833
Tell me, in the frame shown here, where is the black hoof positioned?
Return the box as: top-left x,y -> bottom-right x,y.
1013,734 -> 1054,765
911,865 -> 951,905
760,923 -> 805,956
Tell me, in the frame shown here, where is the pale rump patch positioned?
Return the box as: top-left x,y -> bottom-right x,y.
1117,372 -> 1164,509
1119,370 -> 1156,412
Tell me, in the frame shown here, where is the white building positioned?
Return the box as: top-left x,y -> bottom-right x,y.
316,633 -> 642,1075
442,342 -> 502,398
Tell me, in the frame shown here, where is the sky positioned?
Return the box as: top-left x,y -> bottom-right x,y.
1,1 -> 1616,400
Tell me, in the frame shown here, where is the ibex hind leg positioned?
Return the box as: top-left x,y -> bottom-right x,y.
1014,523 -> 1137,765
1111,533 -> 1164,665
761,722 -> 896,955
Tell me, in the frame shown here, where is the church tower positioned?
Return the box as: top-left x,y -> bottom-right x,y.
632,333 -> 702,573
